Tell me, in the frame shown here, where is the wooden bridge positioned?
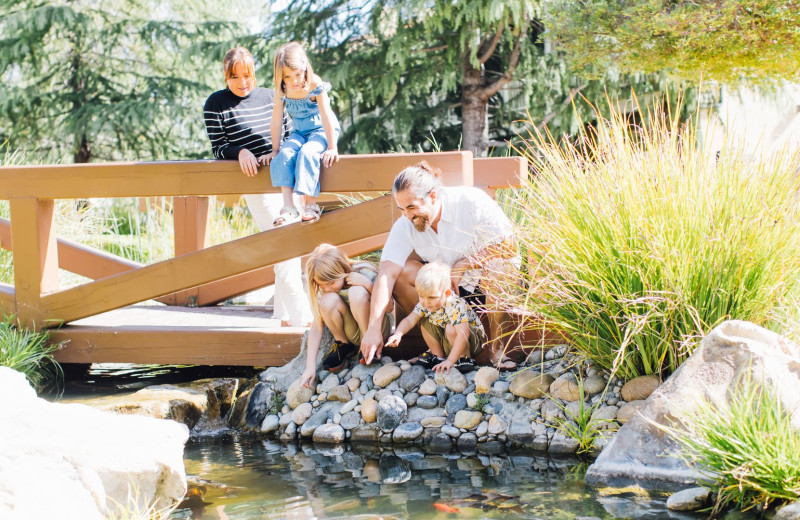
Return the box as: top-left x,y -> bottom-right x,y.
0,152 -> 528,366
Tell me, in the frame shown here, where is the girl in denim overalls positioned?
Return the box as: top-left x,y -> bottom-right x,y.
265,42 -> 340,225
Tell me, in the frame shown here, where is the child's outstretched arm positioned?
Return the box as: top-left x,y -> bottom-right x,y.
385,312 -> 422,349
262,96 -> 285,166
300,317 -> 324,388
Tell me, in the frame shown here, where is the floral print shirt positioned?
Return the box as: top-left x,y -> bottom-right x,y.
413,295 -> 484,333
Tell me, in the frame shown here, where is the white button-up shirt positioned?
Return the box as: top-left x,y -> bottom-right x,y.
381,186 -> 515,290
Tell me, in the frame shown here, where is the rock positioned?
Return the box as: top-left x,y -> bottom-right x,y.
509,371 -> 554,399
584,375 -> 607,396
351,425 -> 380,442
506,420 -> 534,447
350,362 -> 380,382
550,433 -> 580,454
373,364 -> 402,388
376,396 -> 407,431
392,422 -> 423,443
435,369 -> 467,393
398,365 -> 426,392
404,392 -> 418,407
457,432 -> 478,449
488,415 -> 508,435
445,394 -> 468,416
361,398 -> 378,423
416,395 -> 438,409
317,392 -> 327,402
590,405 -> 619,426
346,378 -> 361,392
616,400 -> 645,424
279,413 -> 293,426
286,380 -> 314,410
466,393 -> 479,409
327,385 -> 351,403
398,360 -> 411,371
375,388 -> 392,401
300,409 -> 330,437
0,367 -> 187,518
240,381 -> 275,430
418,378 -> 437,395
474,367 -> 500,394
454,410 -> 483,430
319,373 -> 340,393
340,399 -> 358,415
260,414 -> 280,433
339,411 -> 361,430
587,320 -> 800,488
442,425 -> 461,438
408,407 -> 444,423
476,421 -> 489,437
436,386 -> 451,407
491,381 -> 510,396
666,487 -> 711,511
260,330 -> 330,393
540,399 -> 564,422
776,502 -> 800,520
281,421 -> 297,441
313,424 -> 345,444
421,417 -> 446,428
621,374 -> 661,402
550,378 -> 582,401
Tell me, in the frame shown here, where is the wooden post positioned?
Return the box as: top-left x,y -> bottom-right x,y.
9,198 -> 59,327
171,196 -> 211,306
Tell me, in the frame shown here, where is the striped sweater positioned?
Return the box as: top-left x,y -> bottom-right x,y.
203,87 -> 290,159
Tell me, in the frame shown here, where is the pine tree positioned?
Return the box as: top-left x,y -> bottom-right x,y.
0,0 -> 242,163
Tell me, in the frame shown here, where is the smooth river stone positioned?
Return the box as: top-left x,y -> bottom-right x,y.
474,367 -> 499,394
487,414 -> 508,435
339,411 -> 361,430
327,385 -> 351,403
312,423 -> 345,444
583,375 -> 607,396
286,380 -> 314,409
291,402 -> 313,425
416,395 -> 438,409
509,371 -> 554,399
418,379 -> 437,396
421,417 -> 446,428
453,410 -> 482,430
434,369 -> 467,393
361,398 -> 378,423
319,373 -> 340,393
377,395 -> 407,431
392,422 -> 423,443
550,378 -> 582,402
621,375 -> 661,402
373,364 -> 402,388
398,365 -> 427,392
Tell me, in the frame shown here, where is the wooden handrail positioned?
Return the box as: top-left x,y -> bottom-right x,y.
0,152 -> 472,199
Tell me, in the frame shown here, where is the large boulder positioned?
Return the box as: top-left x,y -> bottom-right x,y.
0,367 -> 188,519
586,320 -> 800,488
259,330 -> 325,392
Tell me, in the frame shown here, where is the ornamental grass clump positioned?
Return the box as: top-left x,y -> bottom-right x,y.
499,95 -> 800,379
670,379 -> 800,514
0,316 -> 62,393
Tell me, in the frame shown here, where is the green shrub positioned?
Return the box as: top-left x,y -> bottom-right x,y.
669,379 -> 800,514
499,95 -> 800,379
0,316 -> 62,393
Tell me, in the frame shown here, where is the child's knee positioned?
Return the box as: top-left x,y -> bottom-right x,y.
319,292 -> 344,313
348,286 -> 370,306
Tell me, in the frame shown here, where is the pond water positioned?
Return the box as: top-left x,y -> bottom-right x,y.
173,435 -> 697,520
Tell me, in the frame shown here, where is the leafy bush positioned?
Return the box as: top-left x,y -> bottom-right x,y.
498,95 -> 800,379
669,379 -> 800,514
0,316 -> 62,393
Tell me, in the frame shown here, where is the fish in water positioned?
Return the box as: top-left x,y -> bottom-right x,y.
434,503 -> 461,513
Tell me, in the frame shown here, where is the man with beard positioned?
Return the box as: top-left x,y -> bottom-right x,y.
360,161 -> 518,367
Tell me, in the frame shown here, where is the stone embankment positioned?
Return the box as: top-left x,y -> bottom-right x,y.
255,345 -> 660,454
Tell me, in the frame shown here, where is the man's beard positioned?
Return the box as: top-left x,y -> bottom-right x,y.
411,215 -> 429,232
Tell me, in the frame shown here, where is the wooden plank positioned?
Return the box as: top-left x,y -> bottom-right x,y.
9,199 -> 60,327
173,196 -> 211,306
0,152 -> 472,199
473,157 -> 528,189
187,233 -> 389,307
51,327 -> 303,366
2,216 -> 143,280
0,283 -> 14,317
40,196 -> 394,325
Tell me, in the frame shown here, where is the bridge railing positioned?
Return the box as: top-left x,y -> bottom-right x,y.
0,152 -> 527,329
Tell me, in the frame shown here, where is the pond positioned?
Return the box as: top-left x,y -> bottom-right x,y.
173,435 -> 693,520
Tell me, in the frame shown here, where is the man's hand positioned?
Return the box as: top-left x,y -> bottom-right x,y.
361,327 -> 383,365
433,358 -> 454,374
238,149 -> 259,177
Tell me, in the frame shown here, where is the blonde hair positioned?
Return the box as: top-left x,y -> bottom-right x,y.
305,244 -> 352,318
392,161 -> 443,199
415,262 -> 451,296
223,47 -> 256,86
273,42 -> 314,94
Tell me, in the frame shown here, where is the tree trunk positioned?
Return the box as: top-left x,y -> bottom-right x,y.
74,133 -> 91,163
461,54 -> 489,158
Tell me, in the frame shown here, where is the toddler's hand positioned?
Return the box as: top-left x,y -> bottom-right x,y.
346,271 -> 370,288
433,358 -> 454,375
259,150 -> 278,166
321,148 -> 339,168
300,367 -> 315,389
385,333 -> 401,348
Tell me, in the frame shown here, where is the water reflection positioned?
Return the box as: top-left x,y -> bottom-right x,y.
173,435 -> 698,520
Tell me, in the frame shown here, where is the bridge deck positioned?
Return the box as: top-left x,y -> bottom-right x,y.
50,305 -> 305,367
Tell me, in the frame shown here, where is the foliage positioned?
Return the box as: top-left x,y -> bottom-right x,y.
545,0 -> 800,85
547,376 -> 611,455
471,392 -> 490,412
258,0 -> 674,156
0,0 -> 257,163
267,390 -> 285,416
668,378 -> 800,514
0,316 -> 62,393
496,94 -> 800,379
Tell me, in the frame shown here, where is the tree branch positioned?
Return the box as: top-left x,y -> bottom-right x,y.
478,23 -> 504,65
477,18 -> 526,100
536,83 -> 588,131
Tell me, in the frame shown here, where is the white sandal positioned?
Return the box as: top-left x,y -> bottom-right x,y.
300,204 -> 322,225
273,206 -> 299,226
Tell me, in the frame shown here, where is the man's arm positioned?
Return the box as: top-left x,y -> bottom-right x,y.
360,260 -> 402,363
